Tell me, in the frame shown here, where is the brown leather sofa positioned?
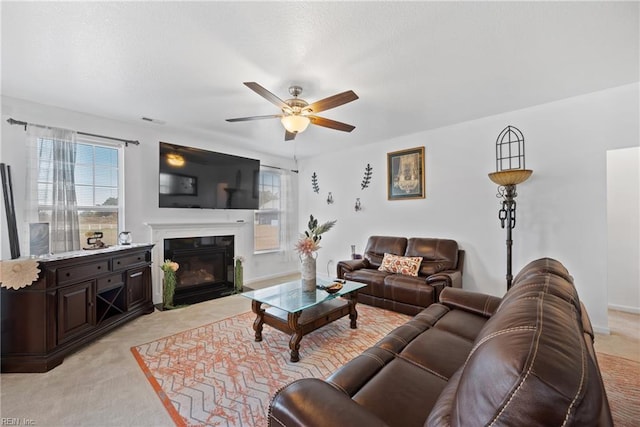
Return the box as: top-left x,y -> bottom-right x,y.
337,236 -> 464,315
269,258 -> 613,426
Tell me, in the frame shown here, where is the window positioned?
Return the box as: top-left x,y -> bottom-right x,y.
254,169 -> 282,253
36,138 -> 122,247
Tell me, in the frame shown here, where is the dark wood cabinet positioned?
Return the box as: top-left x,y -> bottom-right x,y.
126,267 -> 149,309
57,280 -> 95,344
1,244 -> 154,373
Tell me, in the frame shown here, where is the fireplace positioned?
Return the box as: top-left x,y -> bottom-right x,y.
164,235 -> 235,305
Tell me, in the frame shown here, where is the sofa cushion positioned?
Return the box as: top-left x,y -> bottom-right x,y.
364,236 -> 408,269
344,269 -> 388,298
405,238 -> 458,276
383,274 -> 434,307
352,357 -> 447,427
378,253 -> 423,276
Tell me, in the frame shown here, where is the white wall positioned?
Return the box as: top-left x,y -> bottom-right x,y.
607,147 -> 640,313
0,96 -> 300,291
297,83 -> 640,333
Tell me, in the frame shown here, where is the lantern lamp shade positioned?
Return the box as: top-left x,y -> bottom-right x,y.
488,169 -> 533,186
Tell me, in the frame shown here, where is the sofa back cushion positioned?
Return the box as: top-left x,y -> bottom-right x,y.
501,257 -> 581,313
364,236 -> 408,269
427,266 -> 608,427
405,238 -> 459,276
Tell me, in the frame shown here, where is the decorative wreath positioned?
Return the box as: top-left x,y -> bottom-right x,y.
0,258 -> 41,290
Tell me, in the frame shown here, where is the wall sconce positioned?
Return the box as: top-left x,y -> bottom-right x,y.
355,198 -> 362,212
327,192 -> 334,204
488,125 -> 533,290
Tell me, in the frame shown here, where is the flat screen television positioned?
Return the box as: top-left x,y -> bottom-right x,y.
159,142 -> 260,210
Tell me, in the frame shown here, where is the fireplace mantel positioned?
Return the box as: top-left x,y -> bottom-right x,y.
145,221 -> 248,304
144,221 -> 248,230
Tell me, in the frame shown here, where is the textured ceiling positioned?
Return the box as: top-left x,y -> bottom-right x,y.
2,1 -> 638,159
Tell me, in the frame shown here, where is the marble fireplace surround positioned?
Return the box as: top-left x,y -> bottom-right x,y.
145,221 -> 248,304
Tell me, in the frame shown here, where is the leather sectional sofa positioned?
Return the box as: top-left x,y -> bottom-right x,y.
337,236 -> 464,315
269,258 -> 613,426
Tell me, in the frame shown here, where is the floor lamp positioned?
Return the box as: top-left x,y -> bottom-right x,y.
488,126 -> 532,290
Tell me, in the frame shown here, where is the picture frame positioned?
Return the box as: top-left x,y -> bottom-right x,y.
387,146 -> 425,200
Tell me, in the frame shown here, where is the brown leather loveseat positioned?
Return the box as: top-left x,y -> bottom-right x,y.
269,258 -> 613,426
337,236 -> 464,315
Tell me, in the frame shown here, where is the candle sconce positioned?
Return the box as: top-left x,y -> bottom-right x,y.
327,192 -> 334,204
488,125 -> 533,290
355,198 -> 362,212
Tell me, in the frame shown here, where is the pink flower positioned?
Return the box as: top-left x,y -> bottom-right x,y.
295,237 -> 320,257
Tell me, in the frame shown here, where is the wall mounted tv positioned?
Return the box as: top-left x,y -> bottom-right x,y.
159,142 -> 260,210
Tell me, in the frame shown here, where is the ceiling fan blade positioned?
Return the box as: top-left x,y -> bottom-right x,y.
306,90 -> 359,114
226,114 -> 281,122
244,82 -> 289,110
285,130 -> 297,141
309,116 -> 356,132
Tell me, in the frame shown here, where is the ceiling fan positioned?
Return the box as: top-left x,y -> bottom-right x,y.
226,82 -> 358,141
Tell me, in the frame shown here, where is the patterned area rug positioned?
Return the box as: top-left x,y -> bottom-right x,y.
596,352 -> 640,427
131,305 -> 410,426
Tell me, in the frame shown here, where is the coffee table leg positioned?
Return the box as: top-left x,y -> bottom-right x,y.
348,291 -> 359,329
251,300 -> 265,342
287,311 -> 302,362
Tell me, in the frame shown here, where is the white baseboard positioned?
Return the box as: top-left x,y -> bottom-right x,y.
608,304 -> 640,314
593,325 -> 611,335
245,270 -> 299,286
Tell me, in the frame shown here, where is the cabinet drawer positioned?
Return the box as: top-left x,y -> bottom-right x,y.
58,261 -> 109,285
113,252 -> 148,270
97,273 -> 124,292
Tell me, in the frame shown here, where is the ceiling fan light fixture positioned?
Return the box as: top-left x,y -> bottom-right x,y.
166,153 -> 185,167
281,115 -> 310,134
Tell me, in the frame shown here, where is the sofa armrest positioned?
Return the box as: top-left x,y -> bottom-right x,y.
269,378 -> 389,427
336,259 -> 369,279
426,270 -> 462,288
426,270 -> 462,300
438,287 -> 501,318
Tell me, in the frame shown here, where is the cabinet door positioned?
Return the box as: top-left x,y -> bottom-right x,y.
57,281 -> 96,344
126,267 -> 150,310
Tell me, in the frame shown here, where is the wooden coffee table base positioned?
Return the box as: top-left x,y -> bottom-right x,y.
251,293 -> 359,362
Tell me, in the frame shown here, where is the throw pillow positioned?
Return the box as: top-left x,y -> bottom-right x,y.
378,253 -> 423,276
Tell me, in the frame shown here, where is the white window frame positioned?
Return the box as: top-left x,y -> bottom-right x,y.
35,136 -> 125,246
254,168 -> 283,254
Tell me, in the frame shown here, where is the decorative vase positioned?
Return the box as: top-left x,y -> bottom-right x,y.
163,271 -> 176,309
235,260 -> 243,293
301,253 -> 317,292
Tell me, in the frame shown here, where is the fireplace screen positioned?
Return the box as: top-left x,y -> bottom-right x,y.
164,235 -> 235,304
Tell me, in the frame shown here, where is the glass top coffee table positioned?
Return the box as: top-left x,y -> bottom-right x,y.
242,278 -> 367,362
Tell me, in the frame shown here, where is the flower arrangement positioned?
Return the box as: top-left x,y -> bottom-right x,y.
161,259 -> 179,274
295,215 -> 337,257
161,259 -> 179,309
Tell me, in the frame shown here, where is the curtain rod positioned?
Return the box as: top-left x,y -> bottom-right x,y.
262,164 -> 299,174
6,118 -> 140,146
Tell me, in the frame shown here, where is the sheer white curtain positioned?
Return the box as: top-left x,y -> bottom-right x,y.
279,169 -> 298,262
26,125 -> 81,253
